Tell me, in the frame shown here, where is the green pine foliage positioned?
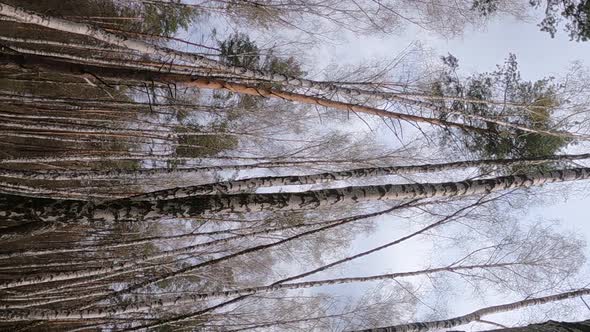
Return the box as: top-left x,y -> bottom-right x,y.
433,54 -> 571,173
473,0 -> 590,41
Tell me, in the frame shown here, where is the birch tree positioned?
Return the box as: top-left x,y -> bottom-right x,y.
348,288 -> 590,332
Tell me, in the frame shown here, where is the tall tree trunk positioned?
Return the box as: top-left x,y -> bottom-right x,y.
3,167 -> 588,224
0,4 -> 552,112
1,4 -> 580,141
0,262 -> 537,320
0,3 -> 464,96
0,208 -> 388,291
157,195 -> 492,328
0,204 -> 413,311
128,153 -> 590,200
1,52 -> 488,135
5,49 -> 579,144
350,289 -> 590,332
3,153 -> 588,187
479,319 -> 590,332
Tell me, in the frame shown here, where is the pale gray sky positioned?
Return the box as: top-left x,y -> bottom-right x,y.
316,14 -> 590,80
304,12 -> 590,330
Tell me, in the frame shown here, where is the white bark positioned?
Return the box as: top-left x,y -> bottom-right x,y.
4,168 -> 590,223
350,289 -> 590,332
1,3 -> 578,141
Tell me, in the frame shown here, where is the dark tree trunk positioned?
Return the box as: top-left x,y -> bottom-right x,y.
477,319 -> 590,332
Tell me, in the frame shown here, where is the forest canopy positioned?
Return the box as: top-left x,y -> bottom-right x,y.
1,0 -> 590,331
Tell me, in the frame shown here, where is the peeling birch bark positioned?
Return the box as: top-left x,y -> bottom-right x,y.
3,168 -> 590,223
129,153 -> 590,200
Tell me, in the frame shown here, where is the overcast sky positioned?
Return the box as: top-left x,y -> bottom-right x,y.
317,13 -> 590,79
302,12 -> 590,330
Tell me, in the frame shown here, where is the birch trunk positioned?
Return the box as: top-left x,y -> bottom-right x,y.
5,49 -> 576,144
0,223 -> 265,260
0,3 -> 421,93
0,214 -> 354,291
0,155 -> 373,171
129,153 -> 590,200
3,153 -> 588,187
479,319 -> 590,332
1,205 -> 408,309
349,288 -> 590,332
3,287 -> 588,323
77,204 -> 410,310
0,4 -> 579,141
6,45 -> 199,76
126,196 -> 489,330
0,182 -> 106,200
0,262 -> 531,320
0,4 -> 553,111
0,121 -> 173,138
3,168 -> 589,223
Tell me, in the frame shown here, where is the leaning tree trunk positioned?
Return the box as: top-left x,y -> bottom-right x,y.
1,4 -> 582,141
3,167 -> 590,224
4,152 -> 589,194
1,51 -> 488,135
5,49 -> 580,143
0,206 -> 400,292
0,262 -> 536,320
128,153 -> 590,200
350,289 -> 590,332
479,319 -> 590,332
0,3 -> 513,102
